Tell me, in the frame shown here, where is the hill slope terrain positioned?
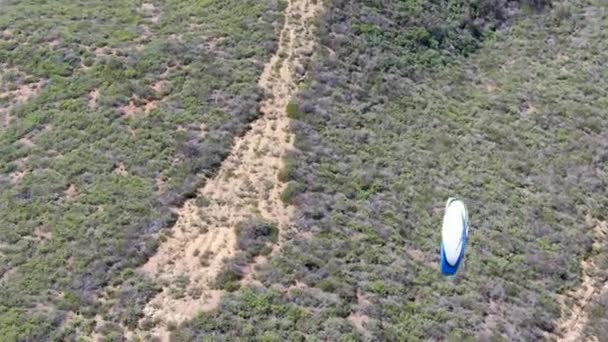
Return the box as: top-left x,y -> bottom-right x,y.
1,0 -> 608,341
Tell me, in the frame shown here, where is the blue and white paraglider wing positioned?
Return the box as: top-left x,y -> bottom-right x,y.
440,198 -> 469,277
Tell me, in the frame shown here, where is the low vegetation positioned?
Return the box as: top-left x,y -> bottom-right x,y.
0,0 -> 282,339
213,262 -> 244,293
586,290 -> 608,339
236,219 -> 279,259
2,0 -> 608,340
178,0 -> 608,340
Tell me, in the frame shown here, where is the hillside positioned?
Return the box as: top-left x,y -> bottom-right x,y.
0,0 -> 283,340
2,0 -> 608,341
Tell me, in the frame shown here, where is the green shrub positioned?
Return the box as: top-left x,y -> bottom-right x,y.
280,181 -> 303,205
277,160 -> 296,182
214,264 -> 243,292
286,101 -> 303,120
235,219 -> 278,258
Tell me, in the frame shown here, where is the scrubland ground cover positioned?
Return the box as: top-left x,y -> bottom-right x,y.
175,0 -> 608,341
0,0 -> 282,339
2,0 -> 608,341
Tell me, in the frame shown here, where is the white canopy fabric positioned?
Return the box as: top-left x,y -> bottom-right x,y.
441,200 -> 467,266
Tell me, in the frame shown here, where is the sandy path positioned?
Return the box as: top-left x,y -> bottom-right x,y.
134,0 -> 323,340
551,220 -> 608,341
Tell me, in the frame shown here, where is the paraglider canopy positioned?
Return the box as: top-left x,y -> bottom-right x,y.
440,198 -> 469,277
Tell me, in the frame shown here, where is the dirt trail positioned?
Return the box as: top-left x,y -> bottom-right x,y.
552,220 -> 608,341
134,0 -> 323,340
